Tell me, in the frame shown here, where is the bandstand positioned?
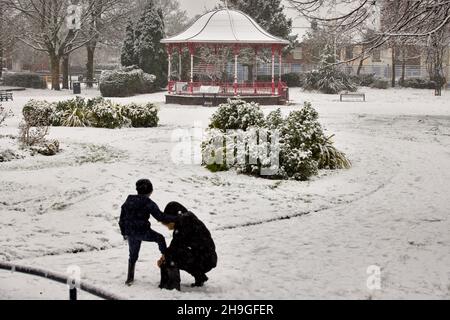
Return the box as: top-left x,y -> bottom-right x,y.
161,8 -> 290,106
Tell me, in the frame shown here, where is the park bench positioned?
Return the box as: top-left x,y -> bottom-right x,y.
0,91 -> 13,102
69,77 -> 99,89
340,92 -> 366,102
199,86 -> 221,106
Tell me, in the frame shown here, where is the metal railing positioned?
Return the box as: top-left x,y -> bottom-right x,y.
0,261 -> 123,300
168,81 -> 287,97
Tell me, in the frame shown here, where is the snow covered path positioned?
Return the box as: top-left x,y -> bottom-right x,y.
1,88 -> 449,299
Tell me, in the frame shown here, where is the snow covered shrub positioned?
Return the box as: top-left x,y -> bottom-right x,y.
209,99 -> 265,131
317,136 -> 352,170
122,102 -> 159,128
281,73 -> 302,87
371,78 -> 389,89
99,66 -> 156,97
304,46 -> 357,94
22,100 -> 54,126
0,104 -> 12,126
304,67 -> 357,94
281,103 -> 351,172
266,109 -> 284,130
142,73 -> 157,93
399,78 -> 436,89
3,73 -> 47,89
89,99 -> 130,129
33,140 -> 60,156
53,97 -> 91,127
0,149 -> 23,162
203,101 -> 351,181
351,74 -> 376,87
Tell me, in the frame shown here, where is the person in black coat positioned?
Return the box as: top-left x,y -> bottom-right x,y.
119,179 -> 176,286
157,202 -> 218,291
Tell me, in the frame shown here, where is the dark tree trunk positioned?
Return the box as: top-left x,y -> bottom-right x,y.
246,64 -> 254,82
391,47 -> 396,88
0,47 -> 3,79
86,44 -> 96,88
0,9 -> 3,79
357,59 -> 364,76
62,55 -> 70,89
50,54 -> 61,91
400,48 -> 406,84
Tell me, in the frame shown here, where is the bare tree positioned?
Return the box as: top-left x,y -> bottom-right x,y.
83,0 -> 130,88
1,0 -> 122,90
0,1 -> 18,77
288,0 -> 450,65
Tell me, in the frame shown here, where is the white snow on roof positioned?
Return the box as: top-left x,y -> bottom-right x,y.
161,9 -> 290,45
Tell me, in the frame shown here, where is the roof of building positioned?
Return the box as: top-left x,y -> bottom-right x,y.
161,8 -> 290,46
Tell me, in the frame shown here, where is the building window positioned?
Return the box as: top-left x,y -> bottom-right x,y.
345,46 -> 353,60
293,47 -> 303,60
372,49 -> 381,62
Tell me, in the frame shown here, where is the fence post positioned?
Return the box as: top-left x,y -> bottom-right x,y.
70,288 -> 77,301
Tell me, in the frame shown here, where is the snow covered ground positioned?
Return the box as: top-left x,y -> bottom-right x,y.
0,87 -> 449,299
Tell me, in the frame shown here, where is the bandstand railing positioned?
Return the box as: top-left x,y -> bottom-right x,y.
168,81 -> 288,98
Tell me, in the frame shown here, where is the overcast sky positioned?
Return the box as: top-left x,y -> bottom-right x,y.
178,0 -> 311,37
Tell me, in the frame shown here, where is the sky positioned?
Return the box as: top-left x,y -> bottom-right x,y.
178,0 -> 311,38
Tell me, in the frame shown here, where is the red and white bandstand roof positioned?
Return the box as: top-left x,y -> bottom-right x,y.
161,8 -> 290,46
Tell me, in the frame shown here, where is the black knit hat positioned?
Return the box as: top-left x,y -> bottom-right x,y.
164,202 -> 188,216
136,179 -> 153,195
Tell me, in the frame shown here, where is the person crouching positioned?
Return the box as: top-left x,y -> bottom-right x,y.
158,202 -> 218,291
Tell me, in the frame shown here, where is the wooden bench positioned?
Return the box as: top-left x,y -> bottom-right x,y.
69,79 -> 99,89
340,92 -> 366,102
0,91 -> 13,102
199,86 -> 221,106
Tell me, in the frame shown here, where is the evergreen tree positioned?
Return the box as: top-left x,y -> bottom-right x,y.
121,20 -> 138,67
225,0 -> 296,46
133,1 -> 167,87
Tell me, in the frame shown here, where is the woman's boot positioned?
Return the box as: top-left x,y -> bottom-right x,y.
125,262 -> 136,286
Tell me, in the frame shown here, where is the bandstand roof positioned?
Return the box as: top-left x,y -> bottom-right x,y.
161,8 -> 290,46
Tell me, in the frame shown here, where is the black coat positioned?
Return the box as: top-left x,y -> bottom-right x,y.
165,212 -> 217,273
119,195 -> 174,236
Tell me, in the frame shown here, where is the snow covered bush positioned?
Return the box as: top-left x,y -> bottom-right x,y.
351,74 -> 376,87
266,109 -> 284,130
304,67 -> 357,94
203,100 -> 351,181
317,136 -> 352,170
209,99 -> 265,131
122,102 -> 159,128
399,78 -> 436,89
99,66 -> 156,97
0,104 -> 12,126
371,79 -> 389,89
19,104 -> 52,147
22,100 -> 54,126
53,97 -> 91,127
3,73 -> 47,89
28,97 -> 160,129
304,46 -> 357,94
89,100 -> 130,129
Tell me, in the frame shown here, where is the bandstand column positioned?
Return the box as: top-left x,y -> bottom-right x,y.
178,46 -> 182,81
254,46 -> 258,94
271,44 -> 276,96
167,45 -> 173,94
278,46 -> 282,95
234,45 -> 240,96
188,43 -> 195,94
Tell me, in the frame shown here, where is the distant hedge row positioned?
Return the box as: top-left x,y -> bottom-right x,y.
3,73 -> 47,89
